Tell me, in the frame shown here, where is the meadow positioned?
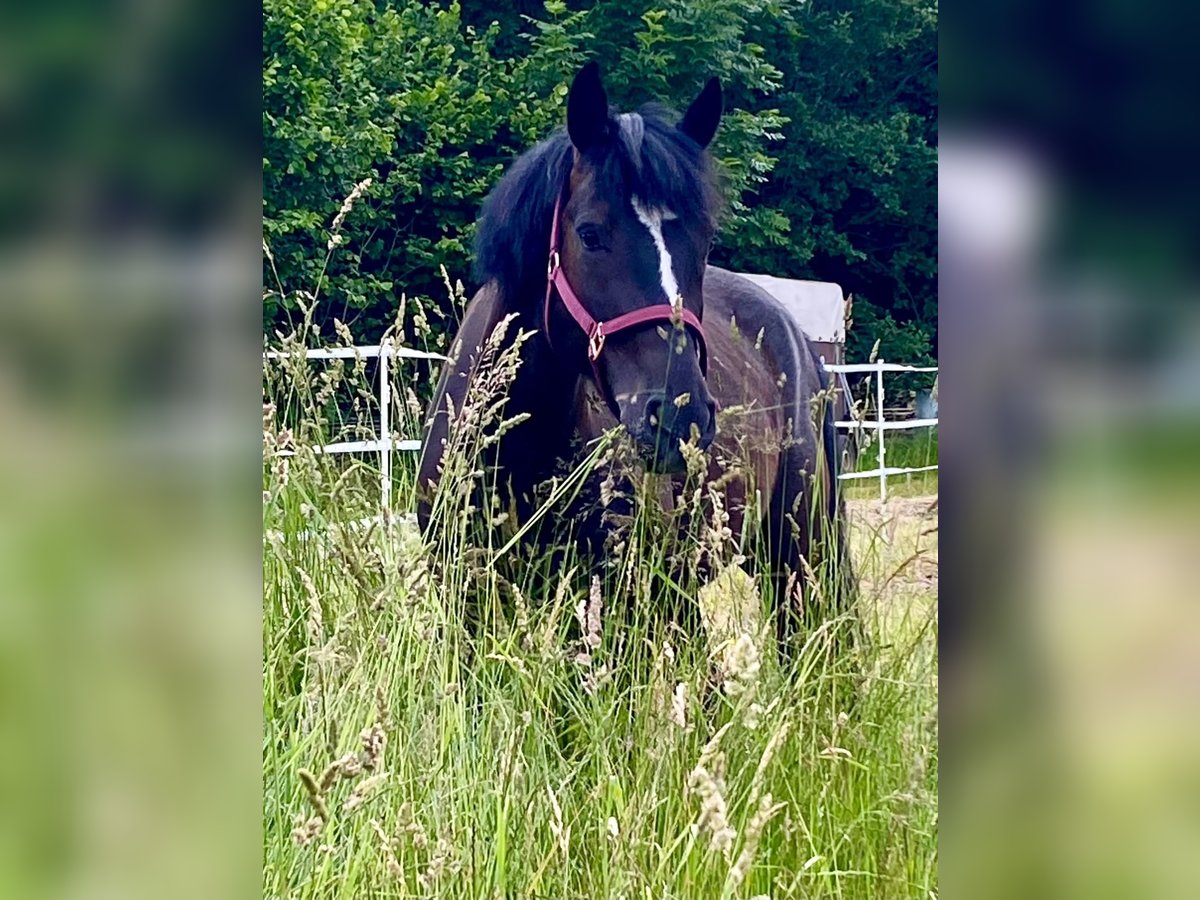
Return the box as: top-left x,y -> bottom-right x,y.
262,322 -> 938,900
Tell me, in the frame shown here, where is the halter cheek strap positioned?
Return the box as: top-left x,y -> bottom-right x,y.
543,198 -> 708,412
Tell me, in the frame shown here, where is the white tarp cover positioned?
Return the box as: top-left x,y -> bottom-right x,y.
735,273 -> 846,343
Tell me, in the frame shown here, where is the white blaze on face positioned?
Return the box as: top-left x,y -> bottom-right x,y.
631,198 -> 681,310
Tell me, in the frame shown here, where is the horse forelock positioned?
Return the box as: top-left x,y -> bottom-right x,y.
612,107 -> 720,230
617,113 -> 645,177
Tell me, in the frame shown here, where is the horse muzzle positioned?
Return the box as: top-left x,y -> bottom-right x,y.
626,391 -> 717,474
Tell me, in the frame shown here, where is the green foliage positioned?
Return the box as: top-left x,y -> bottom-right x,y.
263,0 -> 588,339
582,0 -> 790,241
726,0 -> 937,359
847,299 -> 937,402
263,0 -> 937,371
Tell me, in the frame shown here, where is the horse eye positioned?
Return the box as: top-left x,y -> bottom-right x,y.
576,225 -> 604,252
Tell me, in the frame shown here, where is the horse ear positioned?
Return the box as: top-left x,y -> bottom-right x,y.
680,77 -> 723,149
567,61 -> 610,152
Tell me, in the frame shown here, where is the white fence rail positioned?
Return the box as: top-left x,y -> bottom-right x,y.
824,360 -> 938,503
263,344 -> 936,506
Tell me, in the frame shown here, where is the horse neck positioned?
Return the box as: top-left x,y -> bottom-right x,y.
510,323 -> 578,414
494,311 -> 585,485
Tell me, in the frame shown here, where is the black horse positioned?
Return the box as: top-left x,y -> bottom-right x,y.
417,63 -> 854,647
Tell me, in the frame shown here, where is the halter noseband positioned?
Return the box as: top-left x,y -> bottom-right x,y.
543,197 -> 708,411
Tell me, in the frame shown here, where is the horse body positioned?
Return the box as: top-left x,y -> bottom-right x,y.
417,64 -> 853,645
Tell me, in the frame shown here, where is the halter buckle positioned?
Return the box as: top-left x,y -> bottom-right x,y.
547,250 -> 561,277
587,323 -> 606,361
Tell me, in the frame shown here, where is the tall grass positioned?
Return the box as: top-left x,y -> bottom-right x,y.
263,223 -> 937,899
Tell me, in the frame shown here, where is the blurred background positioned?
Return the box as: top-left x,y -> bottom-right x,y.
0,0 -> 1197,898
0,1 -> 261,899
941,1 -> 1200,897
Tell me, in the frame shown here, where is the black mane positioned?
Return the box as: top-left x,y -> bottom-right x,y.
473,103 -> 723,307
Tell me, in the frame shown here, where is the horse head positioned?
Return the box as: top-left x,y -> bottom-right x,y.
545,63 -> 724,473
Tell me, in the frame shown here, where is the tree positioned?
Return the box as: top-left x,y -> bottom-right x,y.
734,0 -> 937,373
263,0 -> 588,342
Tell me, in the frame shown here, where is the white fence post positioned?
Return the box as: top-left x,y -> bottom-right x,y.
379,340 -> 392,507
876,358 -> 887,505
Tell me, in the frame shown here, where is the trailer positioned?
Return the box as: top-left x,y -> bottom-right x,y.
735,273 -> 860,467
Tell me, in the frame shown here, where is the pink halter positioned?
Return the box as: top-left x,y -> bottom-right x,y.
542,197 -> 708,408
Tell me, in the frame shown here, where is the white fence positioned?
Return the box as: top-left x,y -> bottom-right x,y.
263,341 -> 447,502
825,360 -> 939,503
263,346 -> 937,505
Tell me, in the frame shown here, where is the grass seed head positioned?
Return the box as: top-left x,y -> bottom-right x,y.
576,575 -> 603,651
328,177 -> 372,249
370,819 -> 404,878
298,768 -> 330,822
671,682 -> 691,732
546,785 -> 570,860
360,722 -> 387,771
725,793 -> 785,893
687,761 -> 736,857
420,837 -> 453,889
343,772 -> 389,813
291,814 -> 324,846
721,632 -> 762,697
